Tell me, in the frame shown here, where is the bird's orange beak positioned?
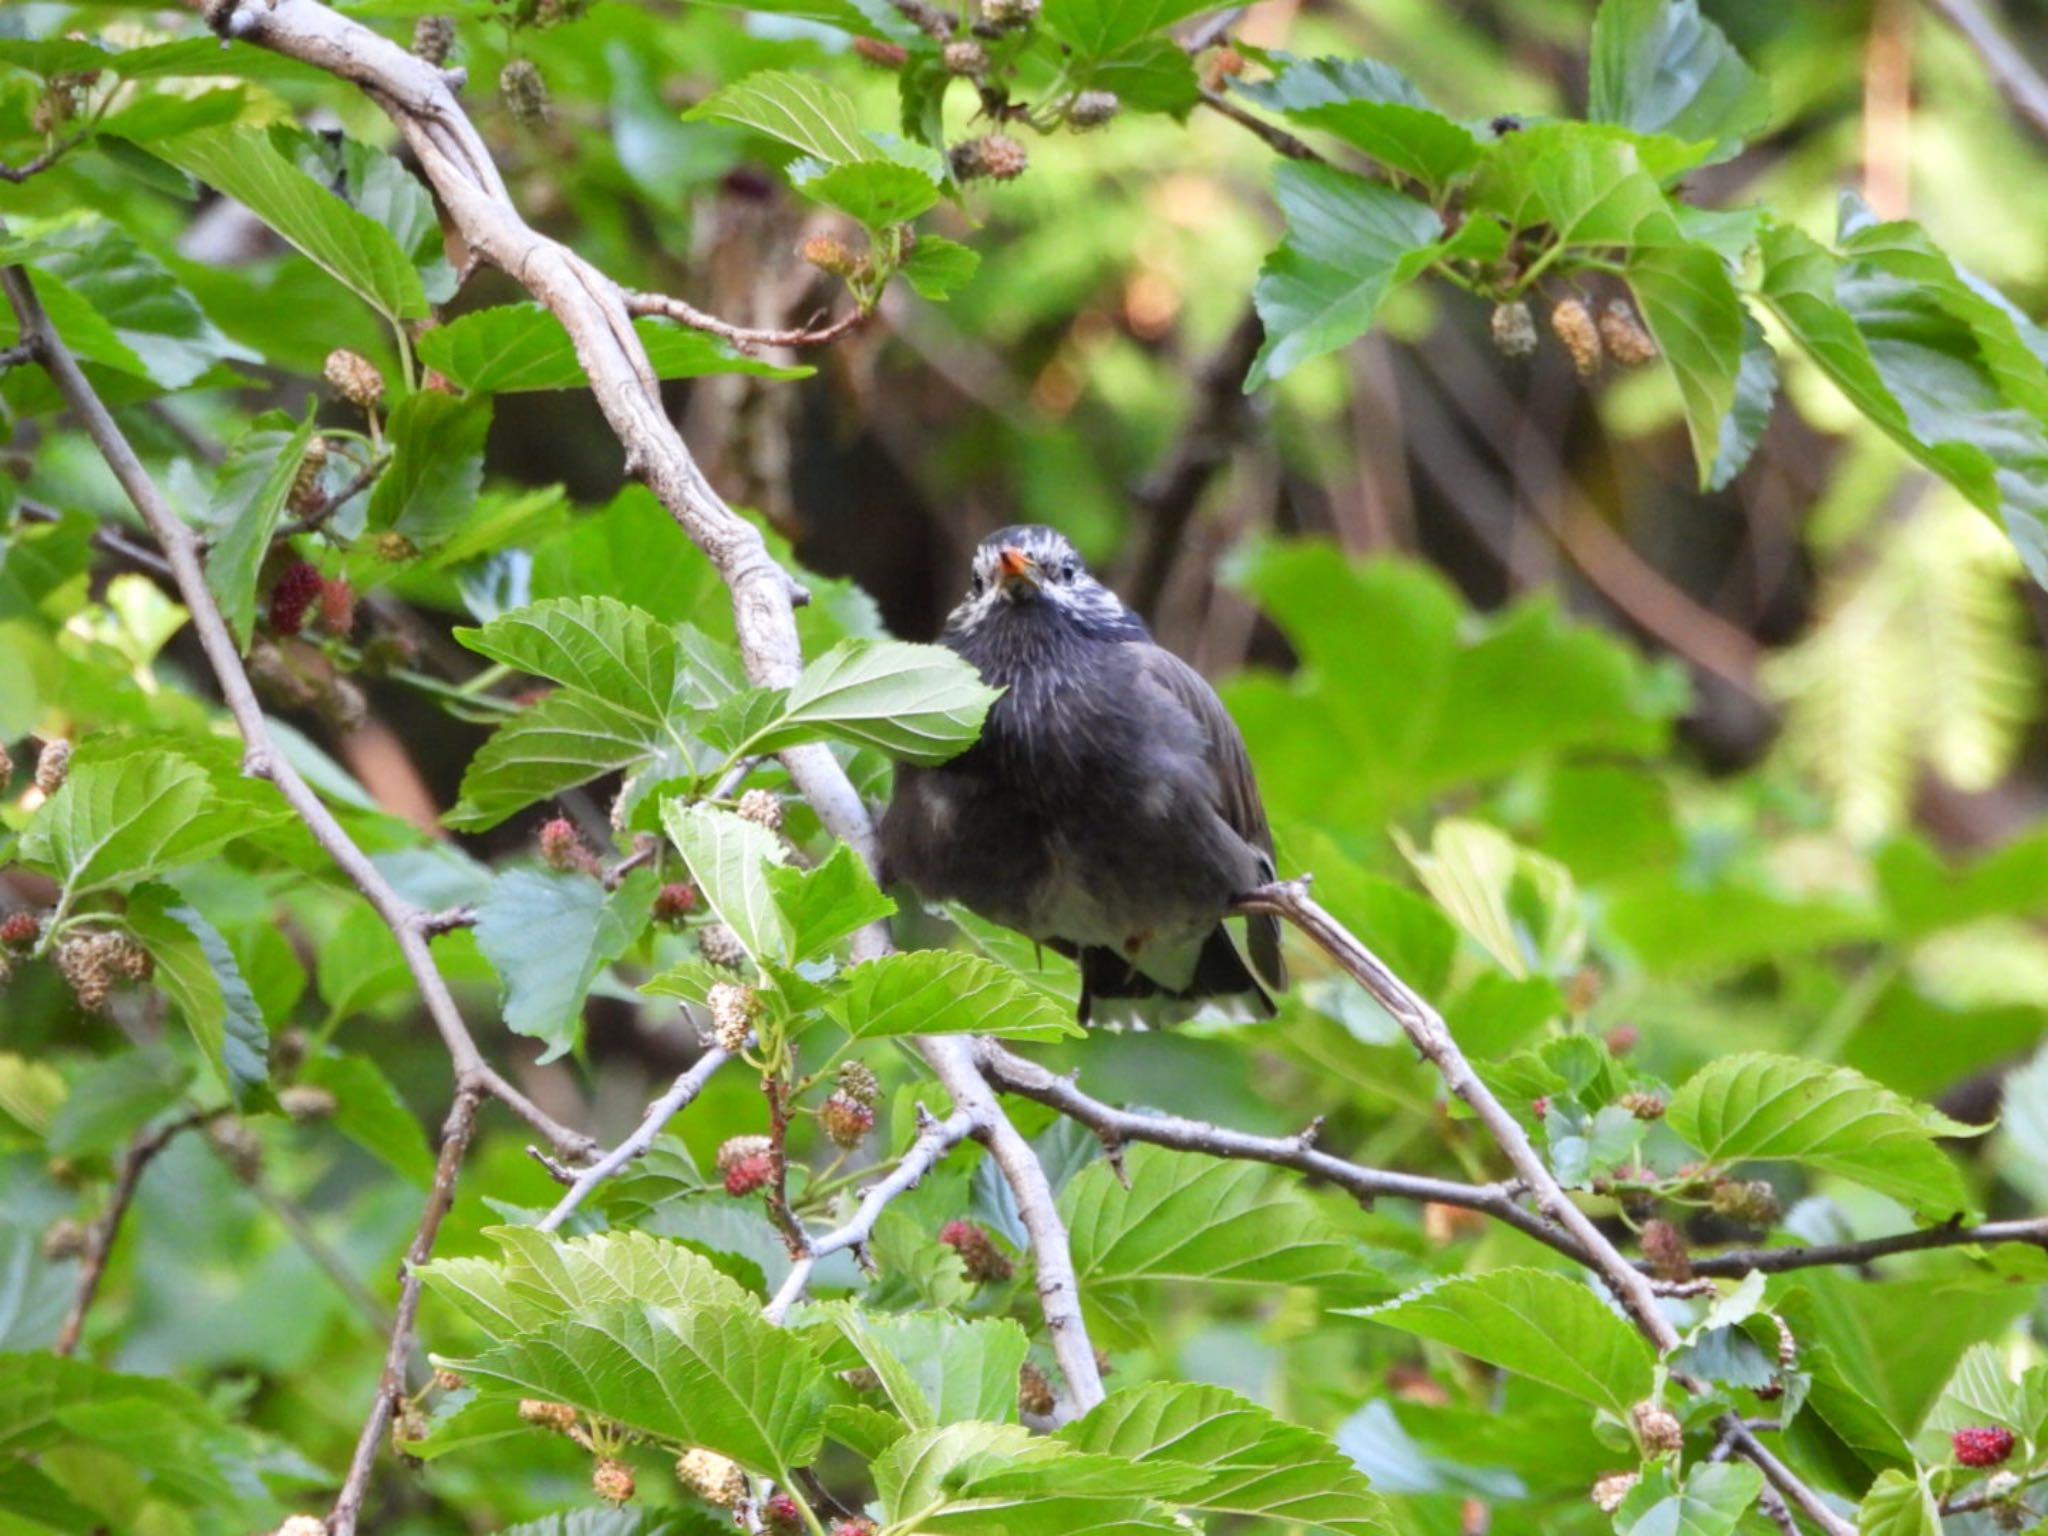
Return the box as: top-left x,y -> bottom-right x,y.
996,545 -> 1041,596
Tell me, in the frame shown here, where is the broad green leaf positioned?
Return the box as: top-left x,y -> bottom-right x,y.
1242,56 -> 1480,195
1614,1462 -> 1764,1536
417,1227 -> 755,1337
814,1304 -> 1031,1426
828,950 -> 1082,1041
798,160 -> 940,229
1626,237 -> 1744,482
1347,1267 -> 1655,1414
1061,1143 -> 1361,1293
1469,123 -> 1693,244
765,843 -> 895,962
1042,0 -> 1221,69
203,406 -> 318,649
457,597 -> 683,728
366,392 -> 491,548
46,1048 -> 192,1161
662,800 -> 791,964
1666,1054 -> 1982,1221
1708,311 -> 1779,491
751,639 -> 999,764
442,1300 -> 827,1478
1590,0 -> 1770,155
1857,1469 -> 1940,1536
416,303 -> 809,394
901,235 -> 982,301
472,868 -> 658,1062
122,884 -> 269,1105
1059,1381 -> 1398,1535
19,752 -> 227,898
448,692 -> 667,833
1246,162 -> 1447,389
154,126 -> 427,321
1400,817 -> 1585,979
688,71 -> 878,166
0,1054 -> 66,1146
1912,1343 -> 2032,1460
24,217 -> 246,389
873,1422 -> 1189,1535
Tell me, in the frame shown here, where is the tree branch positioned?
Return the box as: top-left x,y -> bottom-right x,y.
533,1046 -> 732,1232
763,1106 -> 975,1323
329,1085 -> 482,1536
208,0 -> 1107,1414
53,1107 -> 222,1355
624,290 -> 867,352
1674,1216 -> 2048,1276
1922,0 -> 2048,141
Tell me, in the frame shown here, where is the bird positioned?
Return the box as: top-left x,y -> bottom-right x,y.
879,524 -> 1284,1023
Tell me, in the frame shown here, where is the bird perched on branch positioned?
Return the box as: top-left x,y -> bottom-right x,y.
880,524 -> 1284,1022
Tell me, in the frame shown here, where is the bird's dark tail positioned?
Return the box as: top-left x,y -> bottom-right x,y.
1078,926 -> 1275,1024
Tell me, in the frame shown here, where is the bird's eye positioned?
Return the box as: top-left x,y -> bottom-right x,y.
1060,559 -> 1078,582
969,572 -> 986,597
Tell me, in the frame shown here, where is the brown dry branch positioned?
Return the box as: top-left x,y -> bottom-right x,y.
624,289 -> 867,352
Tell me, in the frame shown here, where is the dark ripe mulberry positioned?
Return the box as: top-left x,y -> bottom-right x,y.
269,562 -> 325,636
939,1219 -> 1013,1283
1953,1426 -> 2016,1467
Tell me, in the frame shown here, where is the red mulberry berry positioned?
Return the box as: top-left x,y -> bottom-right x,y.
724,1152 -> 774,1197
0,912 -> 38,949
762,1493 -> 804,1534
820,1090 -> 875,1149
317,577 -> 356,636
832,1522 -> 878,1536
939,1219 -> 1013,1283
653,883 -> 698,922
269,562 -> 324,636
538,816 -> 597,874
1954,1426 -> 2016,1467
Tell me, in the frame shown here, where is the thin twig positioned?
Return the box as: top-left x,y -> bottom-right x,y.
0,130 -> 89,184
275,451 -> 388,539
1922,0 -> 2048,141
1197,86 -> 1324,160
53,1108 -> 222,1355
19,497 -> 176,579
761,1075 -> 811,1258
534,1046 -> 731,1232
1677,1216 -> 2048,1275
328,1086 -> 482,1536
764,1106 -> 975,1322
624,290 -> 867,352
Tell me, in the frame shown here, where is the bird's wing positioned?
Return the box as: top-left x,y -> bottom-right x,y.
1131,644 -> 1286,992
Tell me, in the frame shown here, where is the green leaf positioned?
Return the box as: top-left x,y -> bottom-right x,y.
1626,237 -> 1744,483
1061,1143 -> 1361,1294
1246,162 -> 1446,390
154,126 -> 427,322
900,234 -> 981,302
416,303 -> 810,394
1470,123 -> 1682,246
1857,1469 -> 1940,1536
1059,1381 -> 1397,1535
1346,1267 -> 1655,1414
1042,0 -> 1221,70
366,392 -> 491,548
1914,1343 -> 2032,1461
1708,311 -> 1779,491
766,843 -> 896,963
1590,0 -> 1770,155
417,1227 -> 756,1337
1242,56 -> 1480,195
449,695 -> 656,833
19,752 -> 234,898
1666,1053 -> 1982,1221
1614,1462 -> 1764,1536
828,950 -> 1083,1041
1399,818 -> 1585,980
122,884 -> 269,1105
751,638 -> 999,764
24,217 -> 246,389
203,406 -> 318,650
814,1304 -> 1031,1426
689,71 -> 879,166
442,1301 -> 826,1478
46,1048 -> 192,1161
473,869 -> 658,1063
662,801 -> 792,965
458,597 -> 685,726
873,1422 -> 1189,1534
797,160 -> 940,229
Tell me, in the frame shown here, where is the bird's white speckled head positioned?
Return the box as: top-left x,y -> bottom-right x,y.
945,524 -> 1137,639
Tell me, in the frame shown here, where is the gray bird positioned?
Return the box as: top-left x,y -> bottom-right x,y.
880,524 -> 1284,1022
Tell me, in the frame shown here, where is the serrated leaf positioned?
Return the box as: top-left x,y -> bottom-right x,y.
203,406 -> 318,649
154,126 -> 427,322
1246,162 -> 1446,390
19,752 -> 232,898
1590,0 -> 1770,155
815,1304 -> 1030,1426
122,884 -> 268,1105
1243,56 -> 1479,195
1857,1468 -> 1940,1536
752,638 -> 1000,765
473,868 -> 658,1062
1346,1268 -> 1655,1414
689,71 -> 879,166
797,159 -> 940,229
1614,1462 -> 1764,1536
1061,1143 -> 1361,1294
446,691 -> 659,832
1666,1053 -> 1982,1221
1041,0 -> 1220,68
766,843 -> 895,962
24,217 -> 246,389
416,1227 -> 756,1337
458,597 -> 683,727
900,234 -> 981,301
1913,1343 -> 2031,1460
498,1511 -> 725,1536
1059,1381 -> 1397,1535
366,392 -> 491,548
415,303 -> 810,394
828,950 -> 1082,1041
662,801 -> 791,965
873,1422 -> 1190,1535
442,1300 -> 826,1478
